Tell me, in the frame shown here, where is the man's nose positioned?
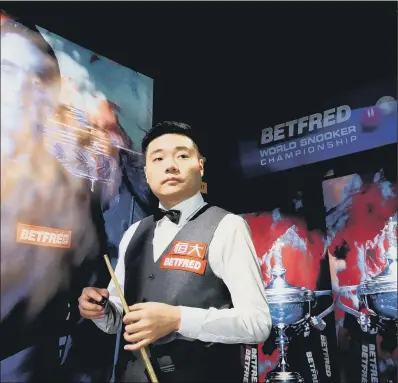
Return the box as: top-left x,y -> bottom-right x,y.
165,160 -> 179,174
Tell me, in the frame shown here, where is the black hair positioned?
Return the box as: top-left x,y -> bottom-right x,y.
141,121 -> 201,156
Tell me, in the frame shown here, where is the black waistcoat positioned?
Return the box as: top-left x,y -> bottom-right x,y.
116,205 -> 244,382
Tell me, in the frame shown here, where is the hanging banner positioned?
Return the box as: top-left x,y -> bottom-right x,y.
1,14 -> 153,383
239,90 -> 397,179
241,191 -> 338,383
322,169 -> 397,383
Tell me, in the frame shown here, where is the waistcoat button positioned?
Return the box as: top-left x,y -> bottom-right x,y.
148,274 -> 155,280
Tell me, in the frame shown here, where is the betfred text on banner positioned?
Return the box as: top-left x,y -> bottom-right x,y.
17,223 -> 72,248
239,96 -> 397,178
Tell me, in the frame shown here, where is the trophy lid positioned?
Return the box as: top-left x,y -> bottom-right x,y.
358,275 -> 397,295
359,257 -> 397,295
265,265 -> 314,303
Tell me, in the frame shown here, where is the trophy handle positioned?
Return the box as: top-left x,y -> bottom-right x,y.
336,289 -> 380,333
336,285 -> 364,318
310,302 -> 335,331
314,290 -> 332,297
336,300 -> 363,318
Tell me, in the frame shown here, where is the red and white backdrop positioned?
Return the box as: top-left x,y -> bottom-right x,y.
322,170 -> 397,383
240,164 -> 397,383
241,191 -> 338,383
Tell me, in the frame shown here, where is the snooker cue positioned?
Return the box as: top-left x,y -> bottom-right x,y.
103,254 -> 159,383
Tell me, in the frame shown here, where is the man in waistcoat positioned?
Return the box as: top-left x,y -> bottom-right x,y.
78,121 -> 272,382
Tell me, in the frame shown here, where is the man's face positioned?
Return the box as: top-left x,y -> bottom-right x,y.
144,133 -> 204,204
1,29 -> 59,159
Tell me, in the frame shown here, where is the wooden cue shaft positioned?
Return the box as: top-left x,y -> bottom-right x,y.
103,255 -> 159,383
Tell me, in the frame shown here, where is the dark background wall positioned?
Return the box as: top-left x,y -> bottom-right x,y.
3,1 -> 397,217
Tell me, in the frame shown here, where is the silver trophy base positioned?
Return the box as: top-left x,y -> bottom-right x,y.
265,371 -> 305,383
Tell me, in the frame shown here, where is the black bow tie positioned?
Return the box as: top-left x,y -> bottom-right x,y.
154,208 -> 181,224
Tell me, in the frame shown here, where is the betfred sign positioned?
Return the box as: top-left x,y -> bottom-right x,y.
239,95 -> 397,178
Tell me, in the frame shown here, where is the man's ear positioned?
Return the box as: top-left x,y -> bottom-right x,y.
199,158 -> 204,177
144,166 -> 148,183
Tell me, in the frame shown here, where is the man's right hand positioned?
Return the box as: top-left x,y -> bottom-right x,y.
78,287 -> 109,320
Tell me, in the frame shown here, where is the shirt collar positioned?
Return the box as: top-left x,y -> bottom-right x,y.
159,192 -> 205,226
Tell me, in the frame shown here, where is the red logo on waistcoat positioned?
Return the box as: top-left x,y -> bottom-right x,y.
160,240 -> 208,275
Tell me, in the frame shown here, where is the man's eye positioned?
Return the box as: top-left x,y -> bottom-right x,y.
178,154 -> 189,159
1,63 -> 13,74
31,76 -> 44,89
153,157 -> 162,162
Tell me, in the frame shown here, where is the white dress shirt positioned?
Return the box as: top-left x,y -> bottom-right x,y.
93,192 -> 271,344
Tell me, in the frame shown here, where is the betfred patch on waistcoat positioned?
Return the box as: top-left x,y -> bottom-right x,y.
16,223 -> 72,249
160,255 -> 207,275
160,240 -> 209,274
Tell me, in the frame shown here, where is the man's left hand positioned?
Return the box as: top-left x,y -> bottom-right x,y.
123,302 -> 181,351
